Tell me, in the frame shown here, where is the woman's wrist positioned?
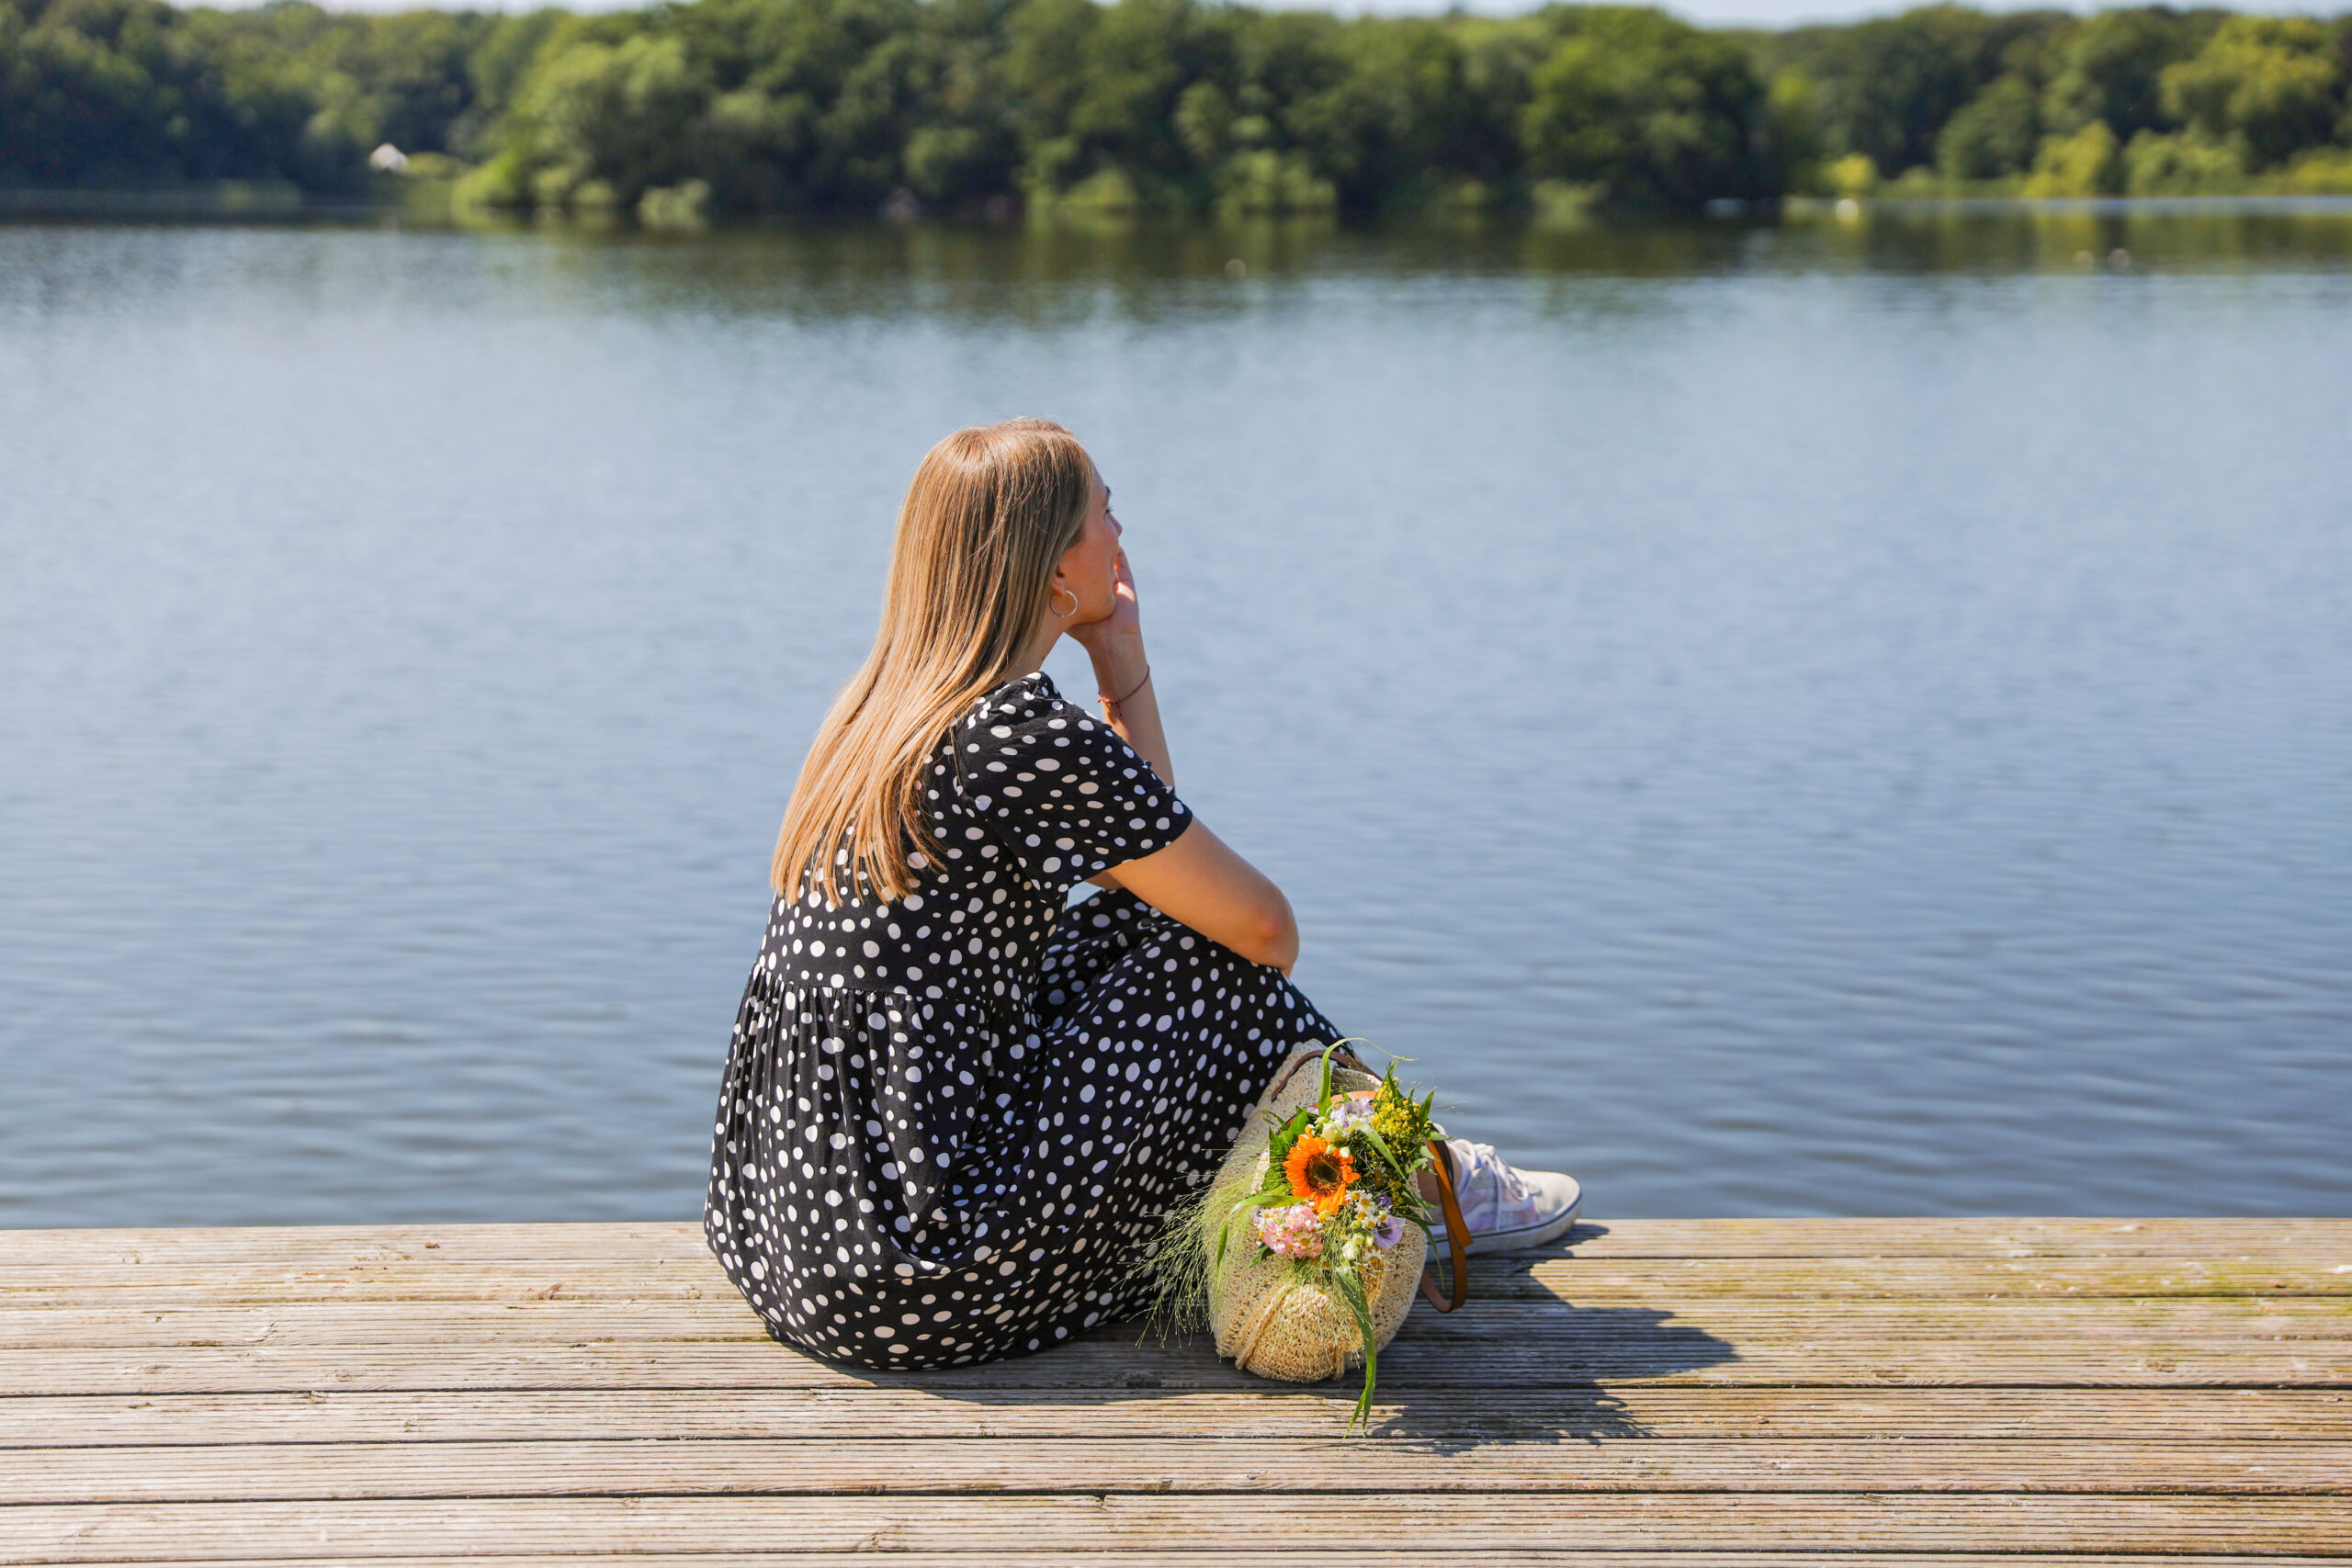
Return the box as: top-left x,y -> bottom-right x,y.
1098,664 -> 1151,718
1085,633 -> 1148,693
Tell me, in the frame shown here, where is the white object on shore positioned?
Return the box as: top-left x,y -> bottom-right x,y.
368,143 -> 410,174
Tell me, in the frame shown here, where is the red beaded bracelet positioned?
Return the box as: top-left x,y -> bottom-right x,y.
1098,666 -> 1150,716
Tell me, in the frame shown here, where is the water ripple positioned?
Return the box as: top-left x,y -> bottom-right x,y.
1,218 -> 2346,1224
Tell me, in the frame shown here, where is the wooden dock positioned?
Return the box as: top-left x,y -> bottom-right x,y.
3,1217 -> 2347,1564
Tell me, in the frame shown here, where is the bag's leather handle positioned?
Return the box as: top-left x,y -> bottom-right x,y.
1419,1137 -> 1469,1314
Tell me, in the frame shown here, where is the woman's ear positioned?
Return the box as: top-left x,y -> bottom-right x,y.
1050,536 -> 1085,592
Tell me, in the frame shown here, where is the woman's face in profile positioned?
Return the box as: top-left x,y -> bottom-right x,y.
1057,470 -> 1125,622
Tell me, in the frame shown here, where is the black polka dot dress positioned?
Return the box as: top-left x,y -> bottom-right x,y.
706,671 -> 1340,1369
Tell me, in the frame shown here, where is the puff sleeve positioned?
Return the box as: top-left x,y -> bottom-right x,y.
959,690 -> 1192,896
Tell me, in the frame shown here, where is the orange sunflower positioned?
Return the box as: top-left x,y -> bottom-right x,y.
1283,1133 -> 1358,1216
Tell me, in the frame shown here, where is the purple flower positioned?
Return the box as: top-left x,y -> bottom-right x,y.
1372,1213 -> 1407,1251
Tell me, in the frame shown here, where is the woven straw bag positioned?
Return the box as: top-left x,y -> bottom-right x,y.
1204,1046 -> 1467,1383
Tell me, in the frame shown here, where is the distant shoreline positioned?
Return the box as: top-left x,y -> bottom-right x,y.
6,183 -> 2351,228
8,2 -> 2352,228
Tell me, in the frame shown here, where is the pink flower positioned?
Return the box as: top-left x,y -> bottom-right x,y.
1255,1201 -> 1325,1260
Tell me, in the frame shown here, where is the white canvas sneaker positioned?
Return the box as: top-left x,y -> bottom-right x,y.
1424,1139 -> 1582,1256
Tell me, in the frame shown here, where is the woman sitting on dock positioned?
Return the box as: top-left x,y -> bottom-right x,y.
706,417 -> 1579,1370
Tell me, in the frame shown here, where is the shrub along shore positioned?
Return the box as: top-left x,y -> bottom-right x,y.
6,0 -> 2352,223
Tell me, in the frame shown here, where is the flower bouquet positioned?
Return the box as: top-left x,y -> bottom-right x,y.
1156,1043 -> 1454,1429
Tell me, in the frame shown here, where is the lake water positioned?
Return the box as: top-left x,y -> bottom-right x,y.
4,204 -> 2348,1227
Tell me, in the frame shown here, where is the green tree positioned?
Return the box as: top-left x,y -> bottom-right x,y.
1761,5 -> 2064,179
449,11 -> 567,163
1046,0 -> 1209,200
2039,7 -> 2207,141
1936,70 -> 2036,178
1519,6 -> 1768,209
2159,16 -> 2342,170
999,0 -> 1099,191
1758,66 -> 1823,192
511,31 -> 710,207
1,0 -> 173,185
1281,17 -> 1494,212
31,0 -> 2352,221
2020,116 -> 2118,196
2120,126 -> 2244,194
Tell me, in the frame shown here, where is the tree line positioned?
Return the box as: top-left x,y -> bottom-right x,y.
5,0 -> 2351,220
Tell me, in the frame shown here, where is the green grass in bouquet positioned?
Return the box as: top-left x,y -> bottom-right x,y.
1151,1043 -> 1442,1429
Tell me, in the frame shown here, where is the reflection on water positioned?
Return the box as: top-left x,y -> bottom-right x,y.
2,204 -> 2346,1225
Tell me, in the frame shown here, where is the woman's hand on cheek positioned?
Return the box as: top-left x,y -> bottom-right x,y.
1071,548 -> 1142,653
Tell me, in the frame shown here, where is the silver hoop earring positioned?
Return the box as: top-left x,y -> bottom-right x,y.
1048,584 -> 1078,619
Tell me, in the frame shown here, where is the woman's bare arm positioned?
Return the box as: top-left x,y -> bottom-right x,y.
1069,547 -> 1295,971
1077,552 -> 1172,788
1110,820 -> 1298,974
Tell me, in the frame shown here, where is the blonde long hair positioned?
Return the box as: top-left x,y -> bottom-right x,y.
770,418 -> 1095,905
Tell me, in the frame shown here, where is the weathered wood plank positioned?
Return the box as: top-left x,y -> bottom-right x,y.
6,1494 -> 2349,1562
6,1219 -> 2347,1564
5,1218 -> 2346,1269
6,1386 -> 2343,1447
6,1437 -> 2349,1506
1523,1255 -> 2352,1300
11,1255 -> 2351,1305
6,1337 -> 2345,1398
79,1557 -> 2352,1568
5,1296 -> 2344,1352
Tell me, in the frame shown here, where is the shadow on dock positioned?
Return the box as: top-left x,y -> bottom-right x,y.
865,1223 -> 1740,1449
